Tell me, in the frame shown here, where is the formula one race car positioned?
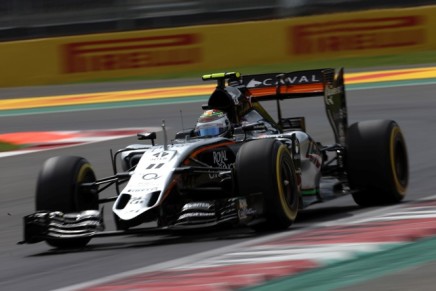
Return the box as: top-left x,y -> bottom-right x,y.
21,68 -> 409,249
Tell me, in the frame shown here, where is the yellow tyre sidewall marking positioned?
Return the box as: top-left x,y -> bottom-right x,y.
276,145 -> 297,221
390,127 -> 406,195
77,163 -> 92,184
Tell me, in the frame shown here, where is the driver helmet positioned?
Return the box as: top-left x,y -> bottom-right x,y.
195,109 -> 231,137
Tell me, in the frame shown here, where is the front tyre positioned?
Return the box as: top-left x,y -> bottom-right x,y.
236,139 -> 300,231
36,156 -> 98,248
346,120 -> 408,206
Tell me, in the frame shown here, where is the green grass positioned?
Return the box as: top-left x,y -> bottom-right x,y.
235,50 -> 436,73
82,50 -> 436,84
0,142 -> 21,152
194,50 -> 436,77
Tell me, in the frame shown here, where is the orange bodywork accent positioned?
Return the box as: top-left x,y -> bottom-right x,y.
248,83 -> 324,98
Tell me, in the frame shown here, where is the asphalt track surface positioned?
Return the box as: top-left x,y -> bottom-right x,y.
1,77 -> 436,290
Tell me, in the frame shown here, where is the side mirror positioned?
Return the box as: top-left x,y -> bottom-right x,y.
137,132 -> 156,146
174,129 -> 194,140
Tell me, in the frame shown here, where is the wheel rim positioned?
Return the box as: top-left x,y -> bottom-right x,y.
281,161 -> 295,208
75,163 -> 98,210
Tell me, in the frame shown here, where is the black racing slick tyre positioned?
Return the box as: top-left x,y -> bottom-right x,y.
235,139 -> 300,231
36,156 -> 98,248
346,120 -> 408,206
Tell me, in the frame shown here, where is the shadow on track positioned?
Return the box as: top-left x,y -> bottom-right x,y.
27,204 -> 364,256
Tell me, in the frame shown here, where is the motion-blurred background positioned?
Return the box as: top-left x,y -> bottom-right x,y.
1,0 -> 435,40
1,1 -> 436,88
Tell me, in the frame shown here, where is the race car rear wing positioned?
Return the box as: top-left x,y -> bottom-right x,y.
241,69 -> 326,99
202,68 -> 348,145
242,68 -> 348,145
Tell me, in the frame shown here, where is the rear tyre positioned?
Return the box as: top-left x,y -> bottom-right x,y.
236,139 -> 299,231
346,120 -> 408,206
36,156 -> 98,248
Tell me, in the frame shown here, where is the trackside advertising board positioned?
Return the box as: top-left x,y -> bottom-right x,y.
0,5 -> 435,87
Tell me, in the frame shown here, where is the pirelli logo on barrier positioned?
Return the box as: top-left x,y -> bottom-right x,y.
290,16 -> 425,55
62,34 -> 201,73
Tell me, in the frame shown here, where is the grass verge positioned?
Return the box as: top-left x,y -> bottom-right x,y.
83,50 -> 436,84
0,141 -> 21,152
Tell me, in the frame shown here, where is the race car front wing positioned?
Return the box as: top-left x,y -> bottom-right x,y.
21,210 -> 104,244
20,195 -> 261,244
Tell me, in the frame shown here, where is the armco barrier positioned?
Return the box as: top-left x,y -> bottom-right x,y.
0,5 -> 435,88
